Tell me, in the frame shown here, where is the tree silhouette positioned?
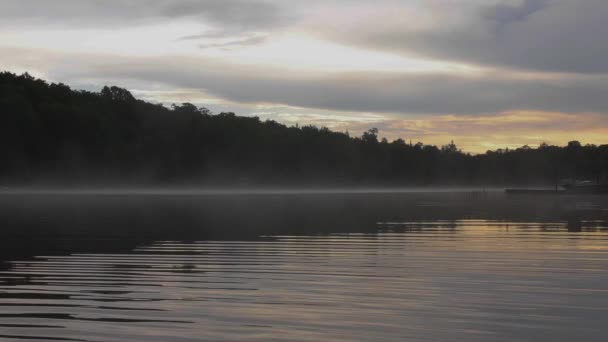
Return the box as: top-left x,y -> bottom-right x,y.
0,71 -> 607,186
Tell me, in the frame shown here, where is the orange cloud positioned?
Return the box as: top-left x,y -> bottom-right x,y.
283,111 -> 608,154
382,112 -> 608,153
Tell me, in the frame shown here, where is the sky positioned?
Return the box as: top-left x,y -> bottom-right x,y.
1,0 -> 607,153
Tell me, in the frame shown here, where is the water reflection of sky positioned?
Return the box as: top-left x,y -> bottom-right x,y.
1,220 -> 608,341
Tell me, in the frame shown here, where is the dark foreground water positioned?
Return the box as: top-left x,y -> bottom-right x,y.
0,191 -> 607,341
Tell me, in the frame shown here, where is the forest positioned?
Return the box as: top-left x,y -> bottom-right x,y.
1,71 -> 607,186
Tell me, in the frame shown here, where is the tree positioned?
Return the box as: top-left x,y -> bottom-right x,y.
362,128 -> 379,144
1,71 -> 607,186
101,86 -> 135,102
441,140 -> 458,153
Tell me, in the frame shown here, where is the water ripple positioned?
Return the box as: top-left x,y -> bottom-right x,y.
1,220 -> 608,341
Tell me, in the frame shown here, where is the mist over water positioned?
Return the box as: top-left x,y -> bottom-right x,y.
1,191 -> 608,341
0,187 -> 508,195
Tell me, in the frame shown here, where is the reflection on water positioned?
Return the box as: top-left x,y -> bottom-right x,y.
1,193 -> 608,341
2,221 -> 608,341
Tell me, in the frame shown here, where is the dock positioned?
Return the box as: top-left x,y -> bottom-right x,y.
505,189 -> 566,195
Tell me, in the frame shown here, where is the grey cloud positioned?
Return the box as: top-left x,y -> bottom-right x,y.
179,31 -> 229,40
9,48 -> 606,116
198,35 -> 268,50
325,0 -> 608,74
4,0 -> 607,74
161,0 -> 283,32
486,0 -> 549,32
201,73 -> 608,115
0,0 -> 285,34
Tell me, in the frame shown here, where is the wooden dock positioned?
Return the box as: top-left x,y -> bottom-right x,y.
505,189 -> 566,195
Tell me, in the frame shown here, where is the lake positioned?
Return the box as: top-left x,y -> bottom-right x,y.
0,191 -> 607,341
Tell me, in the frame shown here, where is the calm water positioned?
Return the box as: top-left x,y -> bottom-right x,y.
1,192 -> 608,341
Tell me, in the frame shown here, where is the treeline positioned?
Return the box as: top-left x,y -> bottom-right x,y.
1,72 -> 607,185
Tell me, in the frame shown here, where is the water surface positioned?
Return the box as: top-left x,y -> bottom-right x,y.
1,192 -> 607,341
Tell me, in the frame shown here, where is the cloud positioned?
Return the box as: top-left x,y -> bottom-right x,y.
377,111 -> 608,152
314,0 -> 608,74
197,35 -> 268,50
250,109 -> 608,153
0,0 -> 286,35
6,0 -> 607,74
487,0 -> 550,33
4,47 -> 608,116
4,0 -> 607,74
